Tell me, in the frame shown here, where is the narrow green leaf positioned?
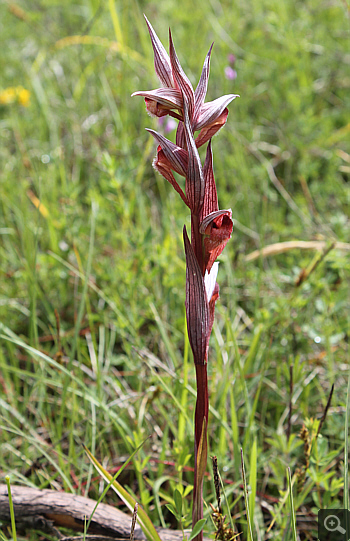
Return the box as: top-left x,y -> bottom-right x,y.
5,477 -> 17,541
83,439 -> 147,535
230,387 -> 241,482
243,324 -> 263,376
241,449 -> 254,541
60,202 -> 97,439
249,438 -> 257,527
287,467 -> 297,541
108,0 -> 124,47
150,302 -> 178,369
84,446 -> 162,541
0,530 -> 9,541
344,365 -> 350,510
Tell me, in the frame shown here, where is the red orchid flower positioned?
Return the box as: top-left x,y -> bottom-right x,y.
199,209 -> 233,273
131,16 -> 238,145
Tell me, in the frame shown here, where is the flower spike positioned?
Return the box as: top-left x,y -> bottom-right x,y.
133,20 -> 237,541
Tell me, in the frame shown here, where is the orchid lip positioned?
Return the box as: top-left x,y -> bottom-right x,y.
199,209 -> 233,234
204,262 -> 219,301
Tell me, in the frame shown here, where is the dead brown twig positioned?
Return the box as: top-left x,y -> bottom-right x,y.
245,240 -> 350,262
0,485 -> 185,541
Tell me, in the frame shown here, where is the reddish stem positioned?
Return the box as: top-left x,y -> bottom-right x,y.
192,364 -> 209,541
194,364 -> 209,449
190,206 -> 208,541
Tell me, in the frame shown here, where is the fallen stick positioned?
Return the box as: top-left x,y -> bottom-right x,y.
245,240 -> 350,262
0,485 -> 185,541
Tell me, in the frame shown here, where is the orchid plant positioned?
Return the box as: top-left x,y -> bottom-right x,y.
133,17 -> 238,541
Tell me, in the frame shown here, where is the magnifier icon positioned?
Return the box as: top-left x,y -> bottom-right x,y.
324,514 -> 346,534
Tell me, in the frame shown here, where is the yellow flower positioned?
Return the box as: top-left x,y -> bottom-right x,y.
17,87 -> 30,106
0,87 -> 17,105
0,86 -> 30,106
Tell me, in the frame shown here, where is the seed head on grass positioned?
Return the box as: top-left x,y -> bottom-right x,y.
132,16 -> 238,540
210,457 -> 239,541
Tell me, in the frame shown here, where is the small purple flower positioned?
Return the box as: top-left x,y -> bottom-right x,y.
228,53 -> 236,65
224,66 -> 237,80
165,118 -> 177,133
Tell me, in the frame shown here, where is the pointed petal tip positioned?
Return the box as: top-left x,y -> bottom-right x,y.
143,15 -> 173,89
168,28 -> 173,48
143,14 -> 152,32
143,14 -> 153,28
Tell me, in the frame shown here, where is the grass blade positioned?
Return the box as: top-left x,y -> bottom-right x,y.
249,438 -> 257,528
345,365 -> 350,510
83,438 -> 147,535
287,467 -> 297,541
84,446 -> 162,541
5,477 -> 17,541
241,449 -> 254,541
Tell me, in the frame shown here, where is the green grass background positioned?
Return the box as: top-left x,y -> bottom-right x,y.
0,0 -> 349,539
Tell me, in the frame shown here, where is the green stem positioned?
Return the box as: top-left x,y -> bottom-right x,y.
5,477 -> 17,541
